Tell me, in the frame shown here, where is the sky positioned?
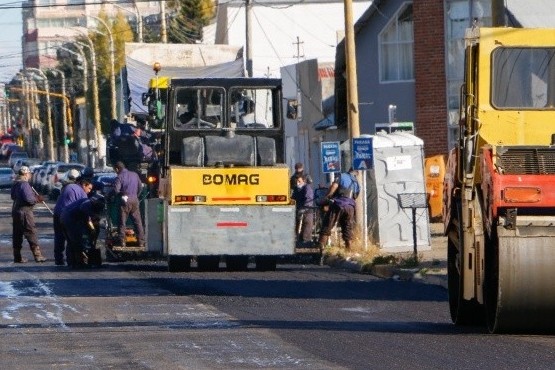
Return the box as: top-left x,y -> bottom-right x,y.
0,1 -> 23,83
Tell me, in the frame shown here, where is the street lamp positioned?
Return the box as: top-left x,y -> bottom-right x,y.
49,68 -> 69,162
66,28 -> 102,168
14,72 -> 35,155
83,13 -> 117,120
57,44 -> 92,166
26,67 -> 55,161
57,32 -> 100,167
75,40 -> 101,168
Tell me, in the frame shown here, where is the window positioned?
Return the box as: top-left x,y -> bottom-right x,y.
492,47 -> 555,109
379,3 -> 414,82
230,87 -> 276,129
174,87 -> 224,130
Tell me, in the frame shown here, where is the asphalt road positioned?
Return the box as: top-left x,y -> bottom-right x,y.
1,188 -> 555,369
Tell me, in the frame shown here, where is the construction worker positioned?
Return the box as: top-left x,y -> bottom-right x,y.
317,167 -> 360,253
292,174 -> 315,247
290,162 -> 313,192
113,161 -> 145,248
11,165 -> 46,263
53,173 -> 93,266
60,193 -> 106,268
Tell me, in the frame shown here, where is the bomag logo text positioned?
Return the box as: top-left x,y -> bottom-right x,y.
203,173 -> 260,185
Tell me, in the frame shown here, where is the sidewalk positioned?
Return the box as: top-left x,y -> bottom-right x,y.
328,223 -> 448,289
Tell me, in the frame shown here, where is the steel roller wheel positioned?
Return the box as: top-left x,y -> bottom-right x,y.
484,227 -> 500,333
485,219 -> 555,333
447,201 -> 483,325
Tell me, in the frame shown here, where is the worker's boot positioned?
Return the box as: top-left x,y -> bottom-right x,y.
317,235 -> 329,250
13,248 -> 27,263
31,246 -> 47,263
317,235 -> 329,266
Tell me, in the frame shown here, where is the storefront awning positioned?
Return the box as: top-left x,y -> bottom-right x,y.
314,113 -> 336,131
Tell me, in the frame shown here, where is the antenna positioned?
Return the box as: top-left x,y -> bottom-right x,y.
293,36 -> 304,63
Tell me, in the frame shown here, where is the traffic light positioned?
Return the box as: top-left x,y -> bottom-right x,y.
64,135 -> 71,145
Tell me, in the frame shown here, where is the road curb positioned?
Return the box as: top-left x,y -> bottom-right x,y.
328,258 -> 448,289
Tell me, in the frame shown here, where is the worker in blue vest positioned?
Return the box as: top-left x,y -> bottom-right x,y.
317,167 -> 360,254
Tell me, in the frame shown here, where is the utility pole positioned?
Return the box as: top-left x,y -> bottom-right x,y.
160,0 -> 167,43
343,0 -> 363,231
245,0 -> 253,77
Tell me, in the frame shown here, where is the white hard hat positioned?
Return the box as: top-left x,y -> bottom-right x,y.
18,166 -> 30,175
67,168 -> 81,181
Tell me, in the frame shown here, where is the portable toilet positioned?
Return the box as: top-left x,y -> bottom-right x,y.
367,131 -> 431,252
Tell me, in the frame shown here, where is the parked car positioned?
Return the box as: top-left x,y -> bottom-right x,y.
2,143 -> 23,159
13,158 -> 41,174
8,151 -> 29,167
91,171 -> 117,196
31,165 -> 46,191
0,134 -> 15,145
0,167 -> 14,188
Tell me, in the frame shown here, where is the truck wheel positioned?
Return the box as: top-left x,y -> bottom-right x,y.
255,256 -> 277,271
226,256 -> 249,271
168,255 -> 191,272
197,256 -> 220,271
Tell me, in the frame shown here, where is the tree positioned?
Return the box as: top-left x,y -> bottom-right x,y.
168,0 -> 215,44
89,10 -> 133,132
113,11 -> 135,72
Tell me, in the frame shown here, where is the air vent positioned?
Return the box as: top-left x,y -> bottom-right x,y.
497,147 -> 555,174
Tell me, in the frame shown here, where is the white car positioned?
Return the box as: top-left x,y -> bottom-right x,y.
8,152 -> 29,168
0,167 -> 14,188
13,158 -> 41,174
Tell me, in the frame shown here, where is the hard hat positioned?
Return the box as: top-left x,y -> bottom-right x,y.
18,166 -> 30,175
67,169 -> 81,181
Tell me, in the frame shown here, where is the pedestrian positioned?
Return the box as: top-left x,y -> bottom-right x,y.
317,167 -> 360,253
291,174 -> 315,247
112,161 -> 145,248
53,174 -> 93,265
11,165 -> 46,263
290,162 -> 313,191
60,193 -> 105,268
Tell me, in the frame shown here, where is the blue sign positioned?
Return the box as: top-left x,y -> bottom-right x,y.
321,141 -> 341,173
352,137 -> 374,170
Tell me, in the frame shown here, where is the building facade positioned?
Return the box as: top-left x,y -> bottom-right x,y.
21,0 -> 161,70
